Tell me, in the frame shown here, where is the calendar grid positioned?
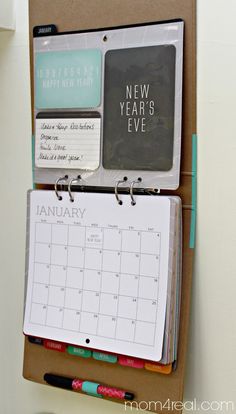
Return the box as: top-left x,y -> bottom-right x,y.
30,303 -> 158,324
153,233 -> 162,346
29,222 -> 39,325
30,222 -> 161,347
44,223 -> 51,326
61,225 -> 70,330
97,228 -> 104,336
133,231 -> 142,341
77,224 -> 87,332
33,241 -> 159,256
33,263 -> 158,278
114,230 -> 122,340
30,281 -> 161,301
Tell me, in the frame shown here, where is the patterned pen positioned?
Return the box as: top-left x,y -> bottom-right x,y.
44,373 -> 134,401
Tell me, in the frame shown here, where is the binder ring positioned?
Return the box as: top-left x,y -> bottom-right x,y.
115,177 -> 128,205
68,175 -> 81,202
130,178 -> 142,206
54,175 -> 68,201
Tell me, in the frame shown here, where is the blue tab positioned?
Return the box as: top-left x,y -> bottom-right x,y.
190,133 -> 197,249
92,351 -> 117,363
81,381 -> 102,398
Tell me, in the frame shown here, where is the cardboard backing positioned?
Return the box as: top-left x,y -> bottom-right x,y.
23,1 -> 196,412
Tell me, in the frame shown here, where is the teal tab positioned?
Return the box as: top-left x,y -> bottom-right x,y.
92,351 -> 117,363
82,381 -> 102,398
35,49 -> 102,109
67,345 -> 91,358
190,133 -> 197,249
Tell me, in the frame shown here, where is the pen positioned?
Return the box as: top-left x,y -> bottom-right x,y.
44,373 -> 134,400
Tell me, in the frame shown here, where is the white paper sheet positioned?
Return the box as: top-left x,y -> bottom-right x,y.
24,190 -> 171,361
35,117 -> 101,170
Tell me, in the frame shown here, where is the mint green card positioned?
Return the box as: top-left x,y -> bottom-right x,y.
35,49 -> 102,109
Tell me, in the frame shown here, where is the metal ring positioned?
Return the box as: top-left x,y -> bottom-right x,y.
115,177 -> 128,205
68,175 -> 81,202
130,178 -> 142,206
54,175 -> 68,201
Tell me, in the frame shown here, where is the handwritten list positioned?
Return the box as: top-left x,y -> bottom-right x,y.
35,117 -> 101,170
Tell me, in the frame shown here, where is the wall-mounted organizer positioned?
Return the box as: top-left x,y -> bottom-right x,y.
23,0 -> 196,412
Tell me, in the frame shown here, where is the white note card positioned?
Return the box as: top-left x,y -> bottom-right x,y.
24,190 -> 171,361
35,116 -> 101,170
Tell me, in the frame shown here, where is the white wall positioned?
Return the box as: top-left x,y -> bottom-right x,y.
184,0 -> 236,407
0,0 -> 15,30
0,1 -> 235,413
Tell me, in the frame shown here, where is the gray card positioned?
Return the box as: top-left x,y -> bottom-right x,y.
103,45 -> 176,171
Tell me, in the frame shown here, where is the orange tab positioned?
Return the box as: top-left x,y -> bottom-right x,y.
145,362 -> 172,374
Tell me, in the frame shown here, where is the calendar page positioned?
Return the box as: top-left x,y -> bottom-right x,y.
23,190 -> 171,361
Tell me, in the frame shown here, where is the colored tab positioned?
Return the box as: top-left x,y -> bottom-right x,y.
145,362 -> 172,374
190,133 -> 197,249
28,336 -> 44,346
93,351 -> 117,363
67,346 -> 91,358
118,356 -> 144,369
33,25 -> 57,37
44,339 -> 66,352
82,381 -> 102,398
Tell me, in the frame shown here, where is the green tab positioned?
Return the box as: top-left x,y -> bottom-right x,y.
92,351 -> 117,363
82,381 -> 102,398
67,346 -> 91,358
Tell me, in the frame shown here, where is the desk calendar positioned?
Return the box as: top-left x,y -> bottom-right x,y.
23,190 -> 179,361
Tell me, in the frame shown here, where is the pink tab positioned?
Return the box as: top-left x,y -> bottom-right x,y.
118,356 -> 144,368
44,339 -> 66,352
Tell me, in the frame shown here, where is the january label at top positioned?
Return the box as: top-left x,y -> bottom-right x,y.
103,45 -> 176,171
35,49 -> 102,109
